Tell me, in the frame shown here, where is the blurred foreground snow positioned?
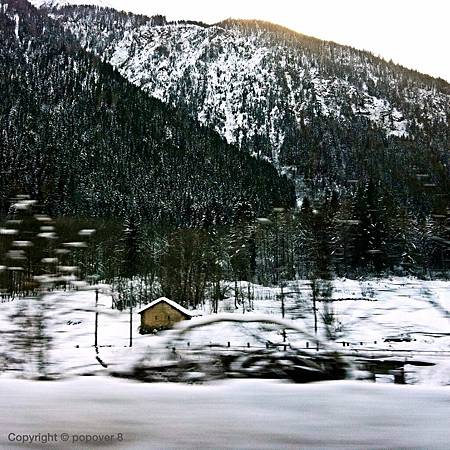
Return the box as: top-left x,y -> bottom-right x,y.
1,377 -> 449,449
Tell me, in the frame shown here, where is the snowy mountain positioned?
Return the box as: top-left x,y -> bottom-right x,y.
30,0 -> 112,7
29,3 -> 449,204
4,0 -> 450,212
0,0 -> 294,223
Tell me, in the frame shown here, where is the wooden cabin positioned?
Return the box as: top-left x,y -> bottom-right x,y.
138,297 -> 194,333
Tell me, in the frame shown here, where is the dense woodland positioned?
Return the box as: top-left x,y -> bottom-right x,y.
0,0 -> 294,224
1,185 -> 448,311
52,5 -> 449,211
0,0 -> 448,311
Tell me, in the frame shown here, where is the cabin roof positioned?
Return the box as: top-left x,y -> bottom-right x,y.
137,297 -> 194,317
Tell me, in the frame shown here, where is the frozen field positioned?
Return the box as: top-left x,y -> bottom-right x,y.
0,277 -> 449,382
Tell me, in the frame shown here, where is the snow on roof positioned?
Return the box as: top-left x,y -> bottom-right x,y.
137,297 -> 194,317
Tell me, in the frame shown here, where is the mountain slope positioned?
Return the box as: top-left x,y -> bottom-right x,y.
34,4 -> 450,207
30,0 -> 112,7
0,0 -> 295,224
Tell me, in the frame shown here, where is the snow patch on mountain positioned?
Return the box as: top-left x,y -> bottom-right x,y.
14,14 -> 20,40
30,0 -> 112,8
107,21 -> 417,146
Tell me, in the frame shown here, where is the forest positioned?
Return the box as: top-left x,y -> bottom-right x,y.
0,0 -> 294,224
1,183 -> 448,314
0,0 -> 448,313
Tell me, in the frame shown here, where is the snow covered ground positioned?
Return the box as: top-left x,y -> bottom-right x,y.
1,377 -> 450,449
0,278 -> 449,449
0,277 -> 449,382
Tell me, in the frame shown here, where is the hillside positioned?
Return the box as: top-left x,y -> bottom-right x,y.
32,3 -> 450,206
0,0 -> 295,224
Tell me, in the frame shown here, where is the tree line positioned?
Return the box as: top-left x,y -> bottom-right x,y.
4,179 -> 448,312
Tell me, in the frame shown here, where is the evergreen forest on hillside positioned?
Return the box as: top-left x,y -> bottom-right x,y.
0,0 -> 448,312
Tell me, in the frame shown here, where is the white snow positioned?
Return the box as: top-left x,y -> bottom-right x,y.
63,241 -> 88,248
11,199 -> 36,210
14,14 -> 20,41
29,0 -> 113,8
0,228 -> 18,235
11,241 -> 33,247
0,377 -> 450,449
36,232 -> 57,239
1,278 -> 449,447
137,296 -> 195,317
0,277 -> 448,382
78,228 -> 96,236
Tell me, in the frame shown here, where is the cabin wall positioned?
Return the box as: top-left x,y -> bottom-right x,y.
140,303 -> 188,332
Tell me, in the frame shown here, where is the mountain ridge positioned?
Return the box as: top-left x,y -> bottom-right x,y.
217,18 -> 450,87
9,1 -> 450,214
41,5 -> 448,195
30,0 -> 113,8
29,0 -> 450,86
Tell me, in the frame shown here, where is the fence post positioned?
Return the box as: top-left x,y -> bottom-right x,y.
393,367 -> 405,384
